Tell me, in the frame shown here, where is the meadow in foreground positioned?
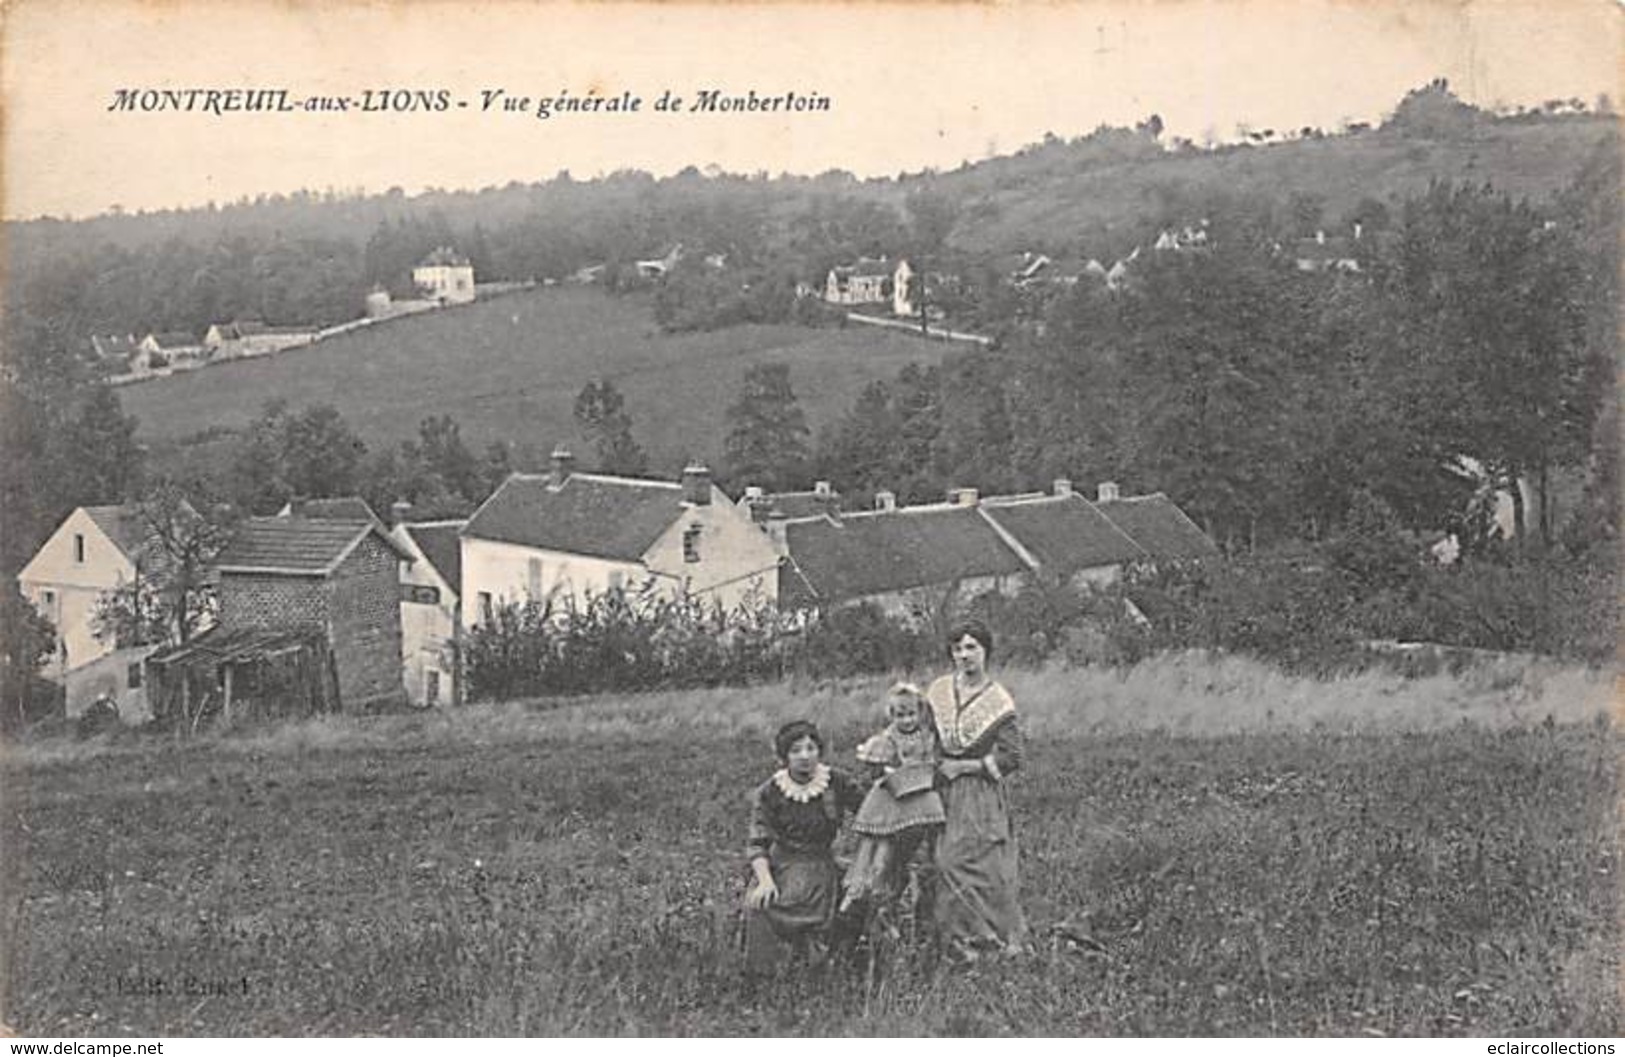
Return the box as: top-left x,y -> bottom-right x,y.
2,657 -> 1617,1036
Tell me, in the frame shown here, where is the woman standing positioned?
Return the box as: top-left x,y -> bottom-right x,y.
925,618 -> 1029,955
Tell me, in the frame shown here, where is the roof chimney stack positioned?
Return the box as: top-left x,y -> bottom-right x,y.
682,463 -> 712,506
813,480 -> 832,497
389,499 -> 413,526
875,490 -> 897,512
1053,478 -> 1073,497
1097,481 -> 1121,503
549,446 -> 575,489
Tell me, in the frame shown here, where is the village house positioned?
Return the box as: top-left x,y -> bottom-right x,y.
211,516 -> 413,709
16,503 -> 195,720
766,479 -> 1216,616
636,244 -> 685,279
135,331 -> 203,369
460,450 -> 781,627
737,480 -> 841,521
390,518 -> 464,708
90,334 -> 140,364
823,258 -> 895,307
203,320 -> 320,358
413,247 -> 477,305
1292,226 -> 1364,273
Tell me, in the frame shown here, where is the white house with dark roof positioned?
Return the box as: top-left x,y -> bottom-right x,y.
459,450 -> 780,627
391,519 -> 465,707
19,505 -> 176,680
413,247 -> 476,305
823,258 -> 895,307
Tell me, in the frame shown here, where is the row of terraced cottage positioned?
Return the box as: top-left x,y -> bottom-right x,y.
18,450 -> 1214,723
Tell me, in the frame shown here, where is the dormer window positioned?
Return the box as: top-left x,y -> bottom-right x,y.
73,534 -> 85,563
683,523 -> 702,563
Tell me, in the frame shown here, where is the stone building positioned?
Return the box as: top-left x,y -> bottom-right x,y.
214,517 -> 412,709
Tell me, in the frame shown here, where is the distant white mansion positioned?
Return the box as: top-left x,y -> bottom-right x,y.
413,247 -> 476,305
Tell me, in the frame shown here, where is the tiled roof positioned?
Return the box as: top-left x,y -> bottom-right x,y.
404,521 -> 464,595
834,257 -> 893,279
82,505 -> 156,560
781,506 -> 1027,606
462,473 -> 689,562
751,491 -> 839,519
981,494 -> 1147,571
217,517 -> 409,576
418,247 -> 470,268
283,496 -> 383,527
1095,495 -> 1219,560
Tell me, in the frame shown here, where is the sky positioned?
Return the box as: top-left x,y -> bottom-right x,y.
2,0 -> 1620,220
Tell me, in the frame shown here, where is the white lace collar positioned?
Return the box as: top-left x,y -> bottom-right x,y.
772,763 -> 831,802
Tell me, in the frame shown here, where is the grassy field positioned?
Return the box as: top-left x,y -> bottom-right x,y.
2,656 -> 1618,1036
119,285 -> 941,475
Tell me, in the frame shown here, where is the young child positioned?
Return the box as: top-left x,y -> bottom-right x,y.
840,683 -> 945,914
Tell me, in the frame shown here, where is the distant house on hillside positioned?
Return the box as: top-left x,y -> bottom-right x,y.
204,320 -> 319,358
136,331 -> 203,369
413,247 -> 476,305
771,479 -> 1215,616
91,334 -> 139,363
824,257 -> 895,307
1292,227 -> 1364,273
212,516 -> 412,709
460,449 -> 780,626
391,519 -> 464,708
636,244 -> 685,279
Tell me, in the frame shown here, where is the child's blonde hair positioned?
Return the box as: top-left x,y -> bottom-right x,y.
886,681 -> 924,718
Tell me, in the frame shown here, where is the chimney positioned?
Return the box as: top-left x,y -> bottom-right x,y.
390,499 -> 413,526
813,480 -> 832,497
1353,220 -> 1364,241
1097,481 -> 1121,503
549,446 -> 575,489
949,487 -> 980,508
1315,229 -> 1327,245
682,463 -> 712,506
1053,478 -> 1073,497
875,490 -> 897,512
742,485 -> 770,525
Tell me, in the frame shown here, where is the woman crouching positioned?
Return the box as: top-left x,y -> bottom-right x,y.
743,719 -> 864,976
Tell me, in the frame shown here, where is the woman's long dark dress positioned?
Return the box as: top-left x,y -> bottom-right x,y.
924,674 -> 1028,951
743,765 -> 863,974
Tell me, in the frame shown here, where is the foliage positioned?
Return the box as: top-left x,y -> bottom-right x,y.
722,363 -> 810,492
91,480 -> 236,649
228,400 -> 370,513
572,380 -> 648,476
0,582 -> 60,732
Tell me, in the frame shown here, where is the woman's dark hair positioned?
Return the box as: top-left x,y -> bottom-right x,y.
773,719 -> 825,761
945,617 -> 995,663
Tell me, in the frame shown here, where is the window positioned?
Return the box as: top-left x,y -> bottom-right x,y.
425,669 -> 441,706
478,591 -> 494,624
73,534 -> 85,563
41,589 -> 55,607
401,583 -> 441,605
126,663 -> 143,690
527,557 -> 544,598
607,570 -> 624,592
682,523 -> 702,564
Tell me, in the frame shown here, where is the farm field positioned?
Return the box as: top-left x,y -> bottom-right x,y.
2,657 -> 1618,1037
119,286 -> 941,476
